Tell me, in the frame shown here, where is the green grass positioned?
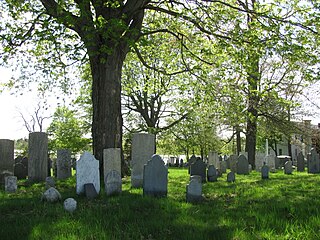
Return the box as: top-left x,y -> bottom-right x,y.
1,168 -> 320,240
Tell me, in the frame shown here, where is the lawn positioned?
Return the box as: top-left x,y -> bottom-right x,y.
1,168 -> 320,240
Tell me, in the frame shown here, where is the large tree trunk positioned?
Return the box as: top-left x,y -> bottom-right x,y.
245,117 -> 257,169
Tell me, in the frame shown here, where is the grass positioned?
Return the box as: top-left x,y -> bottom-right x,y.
1,168 -> 320,240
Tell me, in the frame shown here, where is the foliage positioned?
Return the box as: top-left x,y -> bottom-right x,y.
14,138 -> 28,157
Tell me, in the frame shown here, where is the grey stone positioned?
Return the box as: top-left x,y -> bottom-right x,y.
237,154 -> 249,175
190,175 -> 202,183
208,152 -> 219,168
105,170 -> 122,196
261,164 -> 269,179
143,155 -> 168,197
5,176 -> 17,192
0,139 -> 14,184
131,133 -> 155,188
229,155 -> 237,172
255,152 -> 265,171
227,172 -> 235,182
28,132 -> 48,182
307,148 -> 320,174
190,158 -> 206,182
14,157 -> 28,180
207,165 -> 218,182
64,198 -> 77,213
45,176 -> 55,189
284,161 -> 293,174
297,152 -> 305,172
57,149 -> 71,179
186,178 -> 202,203
76,152 -> 100,195
42,187 -> 61,203
84,183 -> 98,199
103,148 -> 121,190
220,160 -> 227,173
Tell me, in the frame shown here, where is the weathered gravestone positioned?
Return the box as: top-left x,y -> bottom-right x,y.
207,165 -> 218,182
28,132 -> 48,182
307,148 -> 320,174
0,139 -> 14,184
84,183 -> 98,199
42,187 -> 61,203
45,176 -> 55,189
220,160 -> 227,173
227,172 -> 235,183
229,155 -> 237,172
186,178 -> 202,203
76,152 -> 100,195
57,149 -> 71,179
103,148 -> 121,195
190,158 -> 206,183
131,133 -> 155,188
188,155 -> 198,174
208,152 -> 219,168
274,156 -> 280,169
261,164 -> 269,179
297,152 -> 305,172
5,175 -> 17,192
143,155 -> 168,197
64,198 -> 77,213
14,157 -> 28,180
237,154 -> 249,175
255,152 -> 265,171
284,161 -> 293,174
265,153 -> 276,172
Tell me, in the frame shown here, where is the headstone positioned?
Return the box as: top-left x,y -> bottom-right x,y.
143,155 -> 168,197
208,152 -> 219,168
131,133 -> 155,188
236,154 -> 249,175
45,176 -> 55,189
227,172 -> 235,182
220,160 -> 227,173
265,153 -> 276,172
105,170 -> 122,196
57,149 -> 71,179
274,156 -> 280,169
42,187 -> 61,202
186,178 -> 202,203
284,161 -> 293,174
14,157 -> 28,180
255,152 -> 265,171
229,155 -> 237,172
64,198 -> 77,213
28,132 -> 48,182
76,152 -> 100,195
190,175 -> 202,183
261,164 -> 269,179
5,176 -> 17,192
307,148 -> 320,174
297,152 -> 305,172
84,183 -> 98,199
0,139 -> 14,184
188,155 -> 197,165
190,158 -> 206,182
207,165 -> 218,182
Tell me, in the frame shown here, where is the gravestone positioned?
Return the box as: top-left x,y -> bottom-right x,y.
190,158 -> 207,182
307,148 -> 320,174
14,157 -> 28,180
5,176 -> 17,192
186,178 -> 202,203
208,152 -> 219,168
236,154 -> 249,175
190,175 -> 202,183
227,172 -> 235,182
76,152 -> 100,195
255,152 -> 265,171
188,155 -> 198,165
0,139 -> 14,184
42,187 -> 61,202
274,156 -> 280,169
45,176 -> 55,189
297,152 -> 305,172
229,155 -> 237,172
28,132 -> 48,182
64,198 -> 77,213
261,164 -> 269,179
84,183 -> 98,199
266,153 -> 276,172
143,155 -> 168,197
207,165 -> 218,182
220,160 -> 227,173
57,149 -> 71,179
284,161 -> 293,174
105,170 -> 122,196
131,133 -> 155,188
103,148 -> 121,194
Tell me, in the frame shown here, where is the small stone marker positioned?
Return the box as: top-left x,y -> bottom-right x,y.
45,176 -> 55,189
207,165 -> 218,182
14,157 -> 28,180
42,187 -> 61,203
64,198 -> 77,213
57,149 -> 71,179
190,158 -> 206,182
143,155 -> 168,197
0,139 -> 14,184
297,152 -> 305,172
227,172 -> 235,182
76,152 -> 100,195
84,183 -> 98,199
237,154 -> 249,175
5,176 -> 17,193
307,148 -> 320,174
261,164 -> 269,179
186,178 -> 202,203
105,170 -> 122,196
284,161 -> 293,174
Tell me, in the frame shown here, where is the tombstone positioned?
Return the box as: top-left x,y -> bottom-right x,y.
57,149 -> 71,179
143,155 -> 168,197
28,132 -> 48,182
0,139 -> 14,184
190,175 -> 202,183
261,164 -> 269,179
186,178 -> 202,203
42,187 -> 61,203
297,152 -> 305,172
265,153 -> 276,172
208,152 -> 219,168
255,152 -> 265,171
274,156 -> 280,169
5,176 -> 17,192
207,165 -> 218,182
84,183 -> 98,199
240,152 -> 248,159
14,157 -> 28,180
220,160 -> 227,173
307,148 -> 320,174
45,176 -> 55,189
76,152 -> 100,195
131,133 -> 155,188
227,172 -> 235,182
236,154 -> 249,175
179,159 -> 184,167
105,170 -> 122,196
64,198 -> 77,213
284,161 -> 293,174
229,155 -> 237,172
188,155 -> 198,173
190,158 -> 207,182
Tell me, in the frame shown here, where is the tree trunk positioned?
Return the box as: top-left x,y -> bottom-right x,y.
245,118 -> 257,169
235,125 -> 241,155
